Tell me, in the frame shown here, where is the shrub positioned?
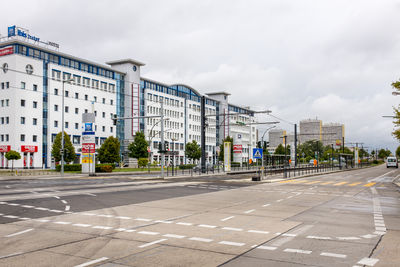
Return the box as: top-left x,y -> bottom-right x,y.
95,164 -> 113,173
138,158 -> 149,168
178,164 -> 196,170
56,164 -> 82,172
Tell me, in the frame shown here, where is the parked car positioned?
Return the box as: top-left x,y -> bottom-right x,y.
386,157 -> 398,168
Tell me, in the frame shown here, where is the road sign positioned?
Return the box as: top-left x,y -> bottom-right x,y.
253,148 -> 263,159
233,145 -> 242,153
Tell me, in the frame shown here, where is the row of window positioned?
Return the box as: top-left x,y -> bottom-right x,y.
19,134 -> 38,142
0,134 -> 9,142
20,117 -> 38,125
51,70 -> 116,93
1,82 -> 10,89
0,117 -> 10,124
53,104 -> 112,119
53,88 -> 114,105
52,120 -> 113,133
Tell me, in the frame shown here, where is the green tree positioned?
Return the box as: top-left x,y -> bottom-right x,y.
98,136 -> 120,163
358,148 -> 369,159
391,80 -> 400,140
396,146 -> 400,158
128,131 -> 148,159
378,148 -> 390,159
185,140 -> 201,163
218,136 -> 234,162
274,144 -> 286,155
51,132 -> 76,163
138,158 -> 149,168
298,140 -> 324,159
5,150 -> 21,171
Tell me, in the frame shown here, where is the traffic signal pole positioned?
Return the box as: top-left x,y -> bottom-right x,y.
160,100 -> 165,179
201,96 -> 206,173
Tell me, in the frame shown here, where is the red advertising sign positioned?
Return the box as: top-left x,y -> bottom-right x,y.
21,145 -> 38,153
0,145 -> 11,152
82,143 -> 95,153
0,46 -> 13,57
233,145 -> 243,153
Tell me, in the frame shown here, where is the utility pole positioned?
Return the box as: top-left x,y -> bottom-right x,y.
160,100 -> 165,179
294,124 -> 298,166
201,96 -> 206,173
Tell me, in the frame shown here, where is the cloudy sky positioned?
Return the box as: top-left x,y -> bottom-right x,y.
2,0 -> 400,152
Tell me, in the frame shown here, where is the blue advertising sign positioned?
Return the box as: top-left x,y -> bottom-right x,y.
253,148 -> 263,159
8,26 -> 15,37
84,123 -> 93,132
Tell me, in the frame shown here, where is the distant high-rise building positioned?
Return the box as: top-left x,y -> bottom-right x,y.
322,123 -> 345,146
268,129 -> 286,150
299,119 -> 322,143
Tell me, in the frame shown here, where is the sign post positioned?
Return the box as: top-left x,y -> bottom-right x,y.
253,148 -> 263,179
82,114 -> 95,175
224,142 -> 231,172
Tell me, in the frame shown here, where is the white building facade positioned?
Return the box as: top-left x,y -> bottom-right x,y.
0,26 -> 257,169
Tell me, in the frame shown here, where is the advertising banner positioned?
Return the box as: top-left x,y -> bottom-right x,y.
224,142 -> 231,172
233,145 -> 242,153
82,143 -> 95,153
0,145 -> 11,152
21,145 -> 38,153
0,46 -> 13,57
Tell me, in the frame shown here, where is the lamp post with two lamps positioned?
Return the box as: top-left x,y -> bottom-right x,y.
61,78 -> 74,178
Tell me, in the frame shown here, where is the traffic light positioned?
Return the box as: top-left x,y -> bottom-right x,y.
158,142 -> 162,153
112,114 -> 118,125
165,141 -> 169,151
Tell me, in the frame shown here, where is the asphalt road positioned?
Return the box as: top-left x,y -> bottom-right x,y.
0,165 -> 398,266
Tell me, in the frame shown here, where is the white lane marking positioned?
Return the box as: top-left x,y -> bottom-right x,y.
98,214 -> 113,218
114,228 -> 127,231
85,193 -> 97,196
116,216 -> 131,220
35,219 -> 50,223
61,200 -> 67,204
92,226 -> 112,230
256,245 -> 277,250
8,203 -> 20,206
53,196 -> 60,199
163,234 -> 185,239
361,234 -> 377,239
272,225 -> 314,247
138,231 -> 159,236
282,233 -> 297,237
138,238 -> 167,248
276,199 -> 283,202
81,213 -> 96,216
54,221 -> 71,225
248,230 -> 269,234
19,217 -> 30,220
189,237 -> 213,243
262,204 -> 270,207
307,236 -> 331,240
74,257 -> 109,267
34,207 -> 49,211
49,209 -> 63,213
21,205 -> 34,208
287,196 -> 294,199
5,228 -> 33,237
176,222 -> 193,226
135,218 -> 152,222
125,230 -> 136,233
284,248 -> 312,254
154,220 -> 173,224
244,209 -> 255,214
221,216 -> 235,221
219,241 -> 245,247
3,215 -> 18,219
320,252 -> 347,258
72,224 -> 91,228
357,257 -> 379,266
337,237 -> 361,240
0,252 -> 23,259
65,205 -> 70,211
198,224 -> 217,229
222,227 -> 243,232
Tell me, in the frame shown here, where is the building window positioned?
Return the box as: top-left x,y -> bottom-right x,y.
85,94 -> 88,100
20,117 -> 25,124
33,135 -> 37,142
33,84 -> 37,91
54,120 -> 58,127
110,99 -> 113,105
84,109 -> 88,113
6,117 -> 9,124
26,64 -> 34,74
75,107 -> 79,114
5,134 -> 8,141
110,127 -> 113,133
75,123 -> 79,129
65,90 -> 69,97
54,105 -> 58,111
73,136 -> 80,144
33,101 -> 37,108
102,112 -> 105,118
94,111 -> 97,117
21,82 -> 26,89
102,126 -> 105,132
33,118 -> 37,125
20,134 -> 25,142
21,99 -> 25,107
65,106 -> 69,113
102,98 -> 105,104
94,96 -> 97,102
0,135 -> 3,142
54,88 -> 58,95
65,122 -> 69,128
75,92 -> 79,99
6,82 -> 9,89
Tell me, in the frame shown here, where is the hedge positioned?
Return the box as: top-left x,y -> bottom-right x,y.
95,164 -> 114,172
56,163 -> 115,172
178,164 -> 196,170
56,164 -> 82,172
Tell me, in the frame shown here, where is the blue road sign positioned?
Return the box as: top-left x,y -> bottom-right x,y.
253,148 -> 263,159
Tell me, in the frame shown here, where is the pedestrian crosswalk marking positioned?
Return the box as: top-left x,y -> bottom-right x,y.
364,182 -> 376,187
320,181 -> 334,185
334,182 -> 348,186
348,182 -> 362,186
279,180 -> 375,187
305,181 -> 321,184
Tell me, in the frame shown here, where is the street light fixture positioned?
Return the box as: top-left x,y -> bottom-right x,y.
61,78 -> 74,178
392,91 -> 400,96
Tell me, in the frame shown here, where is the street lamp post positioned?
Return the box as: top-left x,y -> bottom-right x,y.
171,137 -> 178,176
61,78 -> 74,178
260,125 -> 277,177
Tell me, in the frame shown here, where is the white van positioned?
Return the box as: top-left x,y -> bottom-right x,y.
386,157 -> 398,168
